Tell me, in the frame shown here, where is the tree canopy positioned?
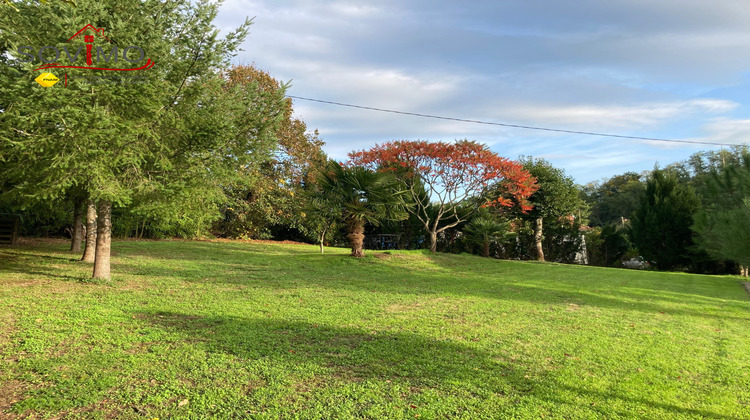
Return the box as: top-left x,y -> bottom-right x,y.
511,157 -> 586,262
349,140 -> 537,252
0,0 -> 284,278
315,161 -> 407,257
213,66 -> 327,240
692,154 -> 750,270
630,169 -> 700,270
583,172 -> 645,227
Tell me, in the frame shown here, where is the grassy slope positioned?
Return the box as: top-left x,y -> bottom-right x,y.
0,239 -> 749,419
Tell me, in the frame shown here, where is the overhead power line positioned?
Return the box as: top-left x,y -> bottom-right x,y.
288,95 -> 738,147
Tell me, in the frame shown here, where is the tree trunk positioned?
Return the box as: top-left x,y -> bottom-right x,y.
70,198 -> 85,252
429,231 -> 437,253
319,226 -> 327,254
82,200 -> 97,262
92,201 -> 112,280
534,217 -> 545,262
482,240 -> 490,258
346,218 -> 365,258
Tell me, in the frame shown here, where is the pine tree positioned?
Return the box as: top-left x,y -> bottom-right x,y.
630,169 -> 700,270
692,154 -> 750,273
0,0 -> 284,279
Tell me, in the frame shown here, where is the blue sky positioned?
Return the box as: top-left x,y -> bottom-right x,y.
215,0 -> 750,184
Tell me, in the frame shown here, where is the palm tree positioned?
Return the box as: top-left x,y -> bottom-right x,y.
316,162 -> 407,257
463,216 -> 516,257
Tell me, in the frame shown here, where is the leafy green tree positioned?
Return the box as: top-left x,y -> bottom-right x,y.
0,0 -> 278,279
686,146 -> 750,177
214,66 -> 327,240
583,172 -> 645,227
692,154 -> 750,273
315,162 -> 407,257
511,157 -> 586,262
672,145 -> 750,193
349,140 -> 536,253
304,190 -> 340,254
585,224 -> 633,267
630,169 -> 700,270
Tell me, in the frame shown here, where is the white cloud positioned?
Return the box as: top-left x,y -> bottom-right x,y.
502,99 -> 738,130
695,118 -> 750,145
326,3 -> 381,18
214,0 -> 750,183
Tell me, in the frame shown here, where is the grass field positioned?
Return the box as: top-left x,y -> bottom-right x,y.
1,239 -> 749,419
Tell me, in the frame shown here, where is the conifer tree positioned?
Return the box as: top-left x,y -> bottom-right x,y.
630,169 -> 700,270
692,154 -> 750,274
0,0 -> 284,279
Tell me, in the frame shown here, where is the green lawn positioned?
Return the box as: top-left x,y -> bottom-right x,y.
1,239 -> 749,419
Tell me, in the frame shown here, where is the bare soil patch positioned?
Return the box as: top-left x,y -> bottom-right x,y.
0,310 -> 17,346
13,237 -> 68,246
0,279 -> 43,287
385,297 -> 447,313
0,380 -> 26,419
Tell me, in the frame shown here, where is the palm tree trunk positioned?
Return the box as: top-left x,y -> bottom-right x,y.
534,217 -> 545,262
81,200 -> 97,263
346,218 -> 365,257
92,201 -> 112,280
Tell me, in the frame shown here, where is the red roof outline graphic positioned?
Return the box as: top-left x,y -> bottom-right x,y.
67,24 -> 111,42
35,24 -> 155,74
35,59 -> 155,72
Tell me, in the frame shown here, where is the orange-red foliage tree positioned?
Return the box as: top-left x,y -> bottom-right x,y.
348,140 -> 537,252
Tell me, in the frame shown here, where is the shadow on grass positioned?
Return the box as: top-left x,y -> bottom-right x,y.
117,239 -> 750,298
0,249 -> 91,282
1,250 -> 80,262
115,239 -> 320,261
544,383 -> 742,420
134,310 -> 739,419
134,310 -> 527,390
105,244 -> 750,323
6,240 -> 750,322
